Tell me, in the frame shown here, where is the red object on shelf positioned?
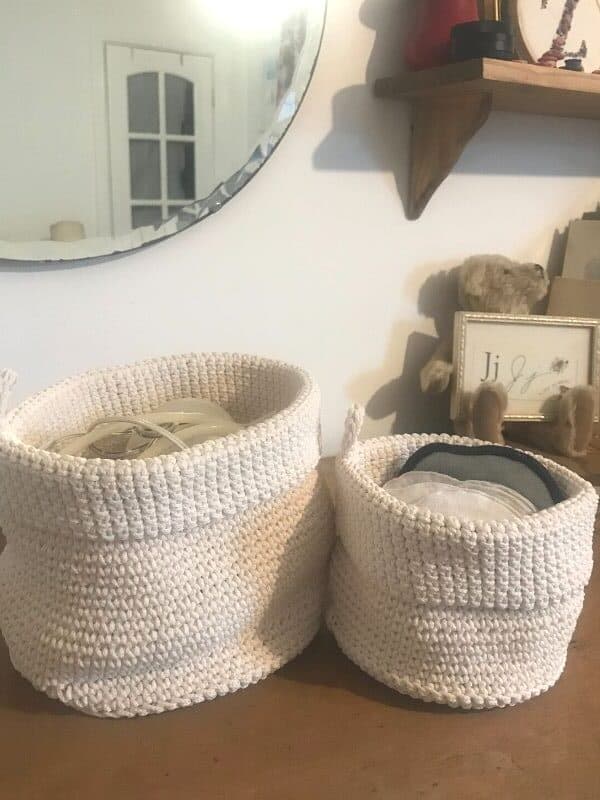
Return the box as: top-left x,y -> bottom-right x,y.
404,0 -> 480,70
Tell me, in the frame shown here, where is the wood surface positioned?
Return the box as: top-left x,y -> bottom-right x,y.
0,522 -> 599,799
374,58 -> 600,218
507,427 -> 600,487
408,93 -> 492,220
375,58 -> 600,113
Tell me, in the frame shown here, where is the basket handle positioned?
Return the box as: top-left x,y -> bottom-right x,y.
341,404 -> 365,455
0,370 -> 17,420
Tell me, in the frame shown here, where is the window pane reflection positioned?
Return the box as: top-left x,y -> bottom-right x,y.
167,142 -> 195,200
129,140 -> 161,199
128,73 -> 159,134
166,74 -> 195,135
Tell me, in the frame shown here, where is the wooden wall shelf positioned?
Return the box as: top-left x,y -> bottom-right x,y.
374,58 -> 600,220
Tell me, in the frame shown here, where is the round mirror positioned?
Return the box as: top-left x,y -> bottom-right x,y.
1,0 -> 326,262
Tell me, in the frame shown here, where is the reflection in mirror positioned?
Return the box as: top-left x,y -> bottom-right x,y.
0,0 -> 325,261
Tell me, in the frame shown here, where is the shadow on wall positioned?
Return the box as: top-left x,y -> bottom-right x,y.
313,0 -> 412,209
452,112 -> 600,177
547,224 -> 569,287
314,0 -> 600,203
347,319 -> 453,438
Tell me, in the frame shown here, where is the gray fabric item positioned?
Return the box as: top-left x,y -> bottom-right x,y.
400,451 -> 556,511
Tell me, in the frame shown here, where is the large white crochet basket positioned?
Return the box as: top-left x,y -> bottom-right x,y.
327,406 -> 598,710
0,355 -> 334,718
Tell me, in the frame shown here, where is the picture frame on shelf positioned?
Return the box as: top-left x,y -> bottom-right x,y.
452,312 -> 600,421
562,219 -> 600,280
548,277 -> 600,318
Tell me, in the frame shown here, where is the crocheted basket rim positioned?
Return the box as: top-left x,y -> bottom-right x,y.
0,352 -> 317,476
338,432 -> 595,537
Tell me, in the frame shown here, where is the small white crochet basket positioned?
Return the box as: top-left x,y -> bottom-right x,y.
0,355 -> 334,718
327,406 -> 598,710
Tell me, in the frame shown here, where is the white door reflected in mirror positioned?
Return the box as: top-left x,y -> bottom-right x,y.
0,0 -> 326,261
106,45 -> 215,237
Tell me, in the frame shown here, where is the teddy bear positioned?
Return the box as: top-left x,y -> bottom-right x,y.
420,254 -> 596,458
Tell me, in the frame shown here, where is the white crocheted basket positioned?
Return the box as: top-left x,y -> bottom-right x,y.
327,406 -> 598,710
0,355 -> 334,718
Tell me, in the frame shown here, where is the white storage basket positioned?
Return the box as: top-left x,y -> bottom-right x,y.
327,406 -> 598,710
0,355 -> 334,717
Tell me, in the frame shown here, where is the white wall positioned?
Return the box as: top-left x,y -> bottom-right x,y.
2,0 -> 600,454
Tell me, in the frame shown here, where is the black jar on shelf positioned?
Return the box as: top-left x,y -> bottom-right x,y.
451,20 -> 514,62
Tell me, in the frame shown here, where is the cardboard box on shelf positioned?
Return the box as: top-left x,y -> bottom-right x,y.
548,277 -> 600,320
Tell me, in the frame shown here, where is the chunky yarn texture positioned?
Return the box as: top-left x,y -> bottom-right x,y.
327,406 -> 598,710
0,354 -> 334,717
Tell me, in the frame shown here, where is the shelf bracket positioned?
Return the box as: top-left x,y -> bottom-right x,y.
408,92 -> 492,219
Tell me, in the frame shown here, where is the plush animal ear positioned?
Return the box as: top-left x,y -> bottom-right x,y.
458,259 -> 488,307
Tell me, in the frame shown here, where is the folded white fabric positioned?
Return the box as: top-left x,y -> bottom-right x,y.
383,470 -> 536,521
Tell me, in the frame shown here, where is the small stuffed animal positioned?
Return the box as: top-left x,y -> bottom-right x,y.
420,254 -> 596,458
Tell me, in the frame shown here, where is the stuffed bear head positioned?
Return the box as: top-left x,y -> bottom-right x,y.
458,255 -> 549,315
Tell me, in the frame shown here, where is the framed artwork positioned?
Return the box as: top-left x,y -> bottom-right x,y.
452,312 -> 600,421
562,220 -> 600,280
510,0 -> 600,71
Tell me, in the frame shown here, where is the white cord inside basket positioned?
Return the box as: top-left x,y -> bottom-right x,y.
45,399 -> 243,459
